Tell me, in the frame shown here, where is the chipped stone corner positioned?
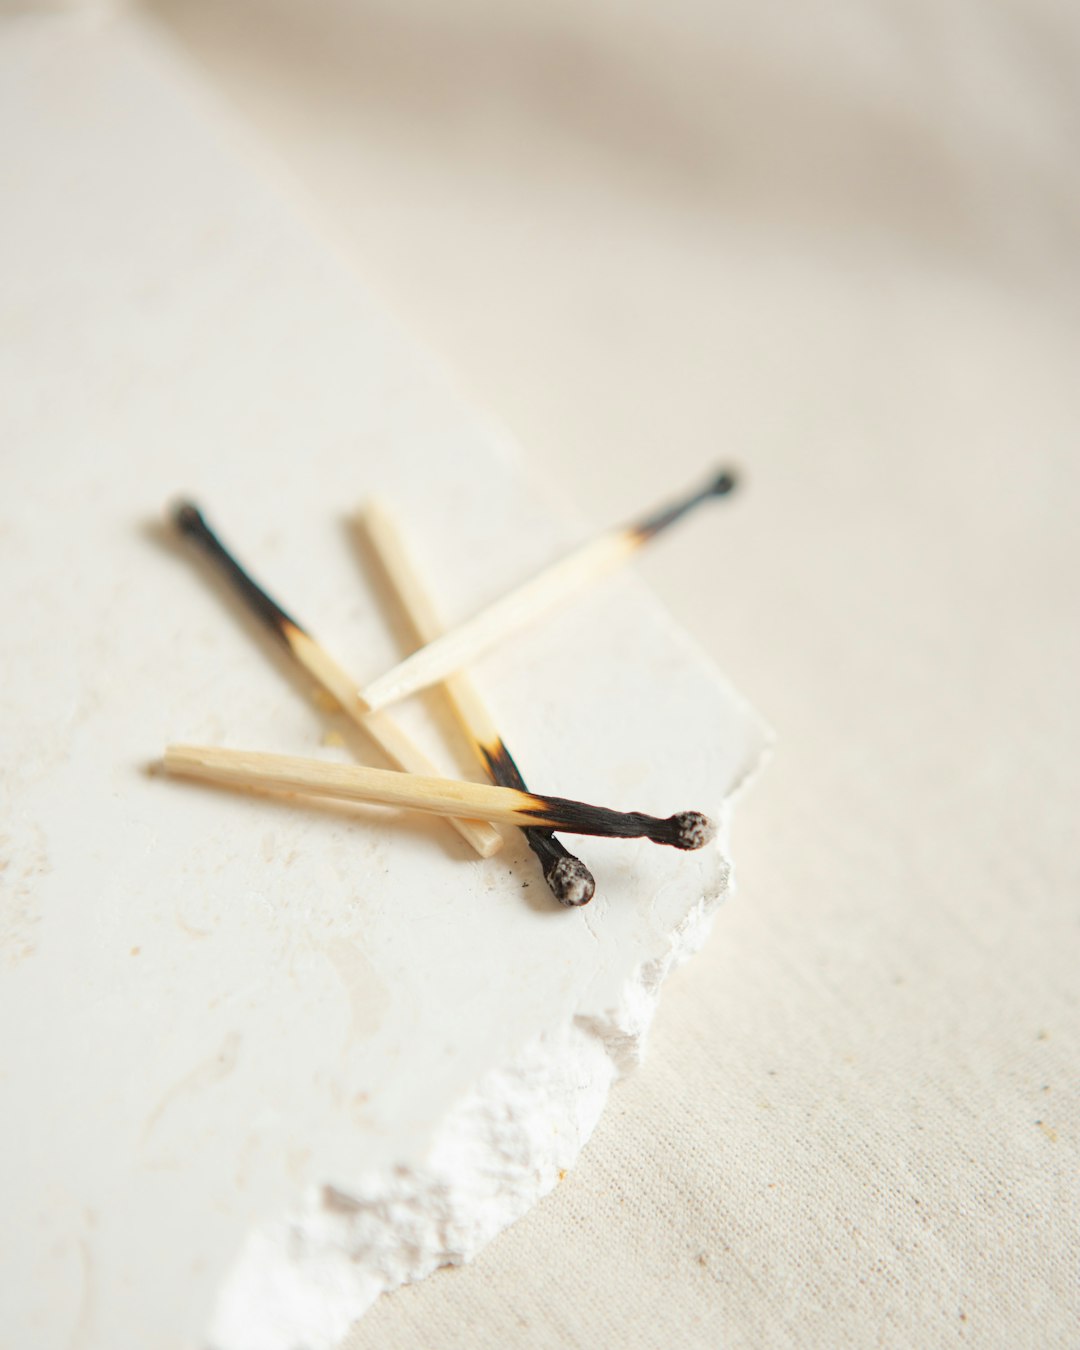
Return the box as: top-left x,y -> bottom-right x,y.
207,843 -> 736,1350
574,849 -> 732,1077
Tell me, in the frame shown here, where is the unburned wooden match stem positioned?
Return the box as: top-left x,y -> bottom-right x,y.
171,502 -> 502,859
163,746 -> 717,850
361,499 -> 595,907
357,467 -> 737,713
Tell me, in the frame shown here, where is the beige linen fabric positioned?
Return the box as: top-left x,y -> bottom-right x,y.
144,2 -> 1080,1345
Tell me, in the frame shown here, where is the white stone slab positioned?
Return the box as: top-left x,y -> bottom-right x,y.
0,14 -> 768,1349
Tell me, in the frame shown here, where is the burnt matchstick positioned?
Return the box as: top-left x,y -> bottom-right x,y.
361,499 -> 595,907
171,501 -> 503,859
357,466 -> 737,713
163,746 -> 717,849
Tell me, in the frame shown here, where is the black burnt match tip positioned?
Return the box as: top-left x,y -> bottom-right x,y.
169,497 -> 302,642
173,499 -> 207,536
630,465 -> 739,543
706,469 -> 738,498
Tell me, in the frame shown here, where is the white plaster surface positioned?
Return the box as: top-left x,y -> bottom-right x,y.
120,4 -> 1080,1349
0,15 -> 767,1350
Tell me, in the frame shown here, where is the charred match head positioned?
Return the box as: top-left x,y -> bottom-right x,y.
630,465 -> 739,544
543,854 -> 596,907
634,810 -> 717,850
705,469 -> 738,499
667,810 -> 717,851
173,499 -> 208,538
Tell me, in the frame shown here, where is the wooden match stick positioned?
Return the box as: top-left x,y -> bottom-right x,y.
171,502 -> 503,859
361,499 -> 595,907
357,467 -> 737,713
163,746 -> 717,850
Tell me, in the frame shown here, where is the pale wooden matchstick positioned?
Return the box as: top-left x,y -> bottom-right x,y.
163,746 -> 717,850
361,498 -> 595,907
172,502 -> 502,859
357,467 -> 737,713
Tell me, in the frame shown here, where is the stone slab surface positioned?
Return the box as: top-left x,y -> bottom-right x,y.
0,16 -> 766,1349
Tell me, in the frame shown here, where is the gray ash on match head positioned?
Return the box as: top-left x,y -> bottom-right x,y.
488,750 -> 595,904
671,811 -> 716,851
546,856 -> 596,907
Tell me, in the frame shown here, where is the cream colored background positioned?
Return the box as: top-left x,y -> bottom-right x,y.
74,1 -> 1080,1343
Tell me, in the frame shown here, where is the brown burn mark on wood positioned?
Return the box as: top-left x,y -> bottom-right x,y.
481,738 -> 595,906
479,737 -> 528,793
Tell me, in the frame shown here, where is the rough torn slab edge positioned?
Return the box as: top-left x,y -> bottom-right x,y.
0,14 -> 771,1350
212,806 -> 758,1350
